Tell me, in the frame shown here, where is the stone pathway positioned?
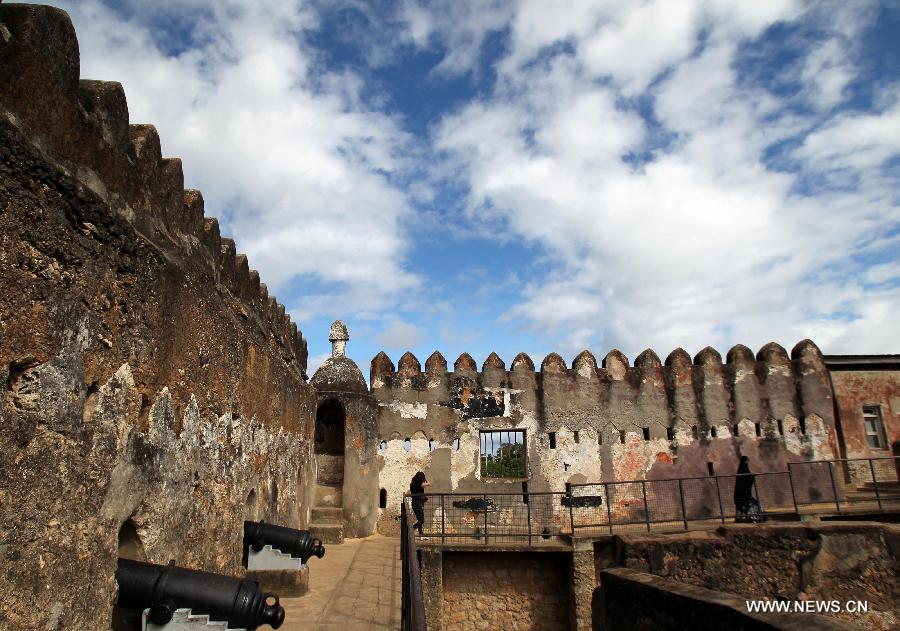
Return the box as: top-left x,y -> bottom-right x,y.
279,534 -> 401,630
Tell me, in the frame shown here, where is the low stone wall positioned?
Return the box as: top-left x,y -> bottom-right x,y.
597,567 -> 856,630
435,549 -> 571,630
600,522 -> 900,630
415,522 -> 898,630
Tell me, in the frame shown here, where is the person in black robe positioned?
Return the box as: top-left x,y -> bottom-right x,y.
734,456 -> 763,523
409,471 -> 430,535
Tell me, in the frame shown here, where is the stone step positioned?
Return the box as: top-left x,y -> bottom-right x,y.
316,454 -> 345,486
315,484 -> 342,508
857,481 -> 900,491
247,544 -> 304,571
309,523 -> 344,545
145,608 -> 238,630
845,491 -> 900,500
311,507 -> 343,524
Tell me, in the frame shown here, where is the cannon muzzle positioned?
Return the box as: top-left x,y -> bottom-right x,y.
115,558 -> 284,630
243,520 -> 325,564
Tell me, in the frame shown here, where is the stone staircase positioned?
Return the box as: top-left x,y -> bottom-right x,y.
309,484 -> 345,544
846,480 -> 900,501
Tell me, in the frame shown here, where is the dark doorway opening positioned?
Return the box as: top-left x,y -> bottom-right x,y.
315,399 -> 345,455
117,519 -> 146,562
112,519 -> 147,631
315,399 -> 345,486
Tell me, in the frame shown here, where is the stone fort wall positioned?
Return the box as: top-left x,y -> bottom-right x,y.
0,5 -> 316,629
372,342 -> 838,532
441,551 -> 571,631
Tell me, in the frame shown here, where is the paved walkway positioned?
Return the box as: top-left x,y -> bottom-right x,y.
280,534 -> 401,630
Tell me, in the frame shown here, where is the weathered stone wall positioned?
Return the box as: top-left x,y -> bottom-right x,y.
373,342 -> 838,532
602,523 -> 900,630
0,5 -> 316,629
829,369 -> 900,485
597,567 -> 857,631
441,551 -> 571,631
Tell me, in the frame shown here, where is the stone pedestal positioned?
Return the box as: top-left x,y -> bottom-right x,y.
143,608 -> 236,630
245,567 -> 310,598
245,545 -> 310,597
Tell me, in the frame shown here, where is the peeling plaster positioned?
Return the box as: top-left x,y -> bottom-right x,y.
385,400 -> 428,419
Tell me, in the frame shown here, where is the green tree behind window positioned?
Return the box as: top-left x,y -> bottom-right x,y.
481,440 -> 526,477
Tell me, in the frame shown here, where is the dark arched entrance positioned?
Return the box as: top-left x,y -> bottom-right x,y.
315,399 -> 345,485
112,519 -> 147,631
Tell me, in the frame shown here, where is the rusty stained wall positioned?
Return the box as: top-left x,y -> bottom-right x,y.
830,369 -> 900,485
0,5 -> 316,629
372,342 -> 838,532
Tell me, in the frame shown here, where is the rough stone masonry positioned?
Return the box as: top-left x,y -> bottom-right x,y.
0,5 -> 316,629
369,341 -> 839,535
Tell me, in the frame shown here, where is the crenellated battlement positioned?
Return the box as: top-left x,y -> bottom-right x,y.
0,3 -> 307,373
372,339 -> 838,516
370,340 -> 835,438
372,341 -> 827,384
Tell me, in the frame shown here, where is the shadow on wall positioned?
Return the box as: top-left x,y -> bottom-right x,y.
245,489 -> 258,522
269,480 -> 279,514
316,399 -> 346,487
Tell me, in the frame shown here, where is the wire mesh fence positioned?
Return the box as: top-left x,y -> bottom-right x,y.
789,457 -> 900,512
412,491 -> 573,544
406,457 -> 900,543
786,460 -> 839,507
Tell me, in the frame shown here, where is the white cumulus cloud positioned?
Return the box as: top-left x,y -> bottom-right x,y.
433,0 -> 900,357
54,0 -> 421,323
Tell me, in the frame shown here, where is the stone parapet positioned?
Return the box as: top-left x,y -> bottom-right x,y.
0,5 -> 316,629
0,3 -> 307,374
371,341 -> 836,440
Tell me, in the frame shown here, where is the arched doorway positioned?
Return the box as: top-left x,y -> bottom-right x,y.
117,519 -> 146,562
112,519 -> 147,631
315,399 -> 345,485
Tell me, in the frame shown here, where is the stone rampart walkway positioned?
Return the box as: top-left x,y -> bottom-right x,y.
280,534 -> 401,630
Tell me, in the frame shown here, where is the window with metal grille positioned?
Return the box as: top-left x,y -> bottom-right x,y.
863,406 -> 886,449
480,430 -> 527,478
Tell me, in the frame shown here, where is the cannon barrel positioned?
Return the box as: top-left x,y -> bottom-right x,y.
243,520 -> 325,563
116,558 -> 284,630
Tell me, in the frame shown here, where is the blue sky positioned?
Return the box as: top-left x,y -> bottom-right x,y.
51,0 -> 900,376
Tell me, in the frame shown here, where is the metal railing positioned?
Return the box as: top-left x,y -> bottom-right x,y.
569,471 -> 796,535
788,457 -> 900,512
571,457 -> 900,535
408,491 -> 572,545
406,457 -> 899,543
400,499 -> 426,631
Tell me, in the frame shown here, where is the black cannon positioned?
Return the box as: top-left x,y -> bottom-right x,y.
243,520 -> 325,564
452,497 -> 497,512
561,494 -> 603,508
116,558 -> 284,630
